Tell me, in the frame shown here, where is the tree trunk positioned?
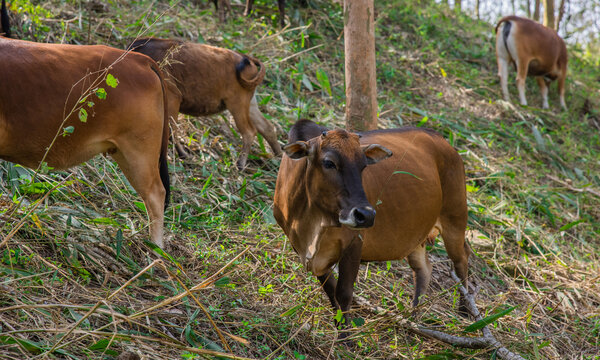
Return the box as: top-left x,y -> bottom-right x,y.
343,0 -> 377,132
527,0 -> 531,18
533,0 -> 541,21
542,0 -> 555,28
556,0 -> 567,32
475,0 -> 480,19
455,0 -> 461,11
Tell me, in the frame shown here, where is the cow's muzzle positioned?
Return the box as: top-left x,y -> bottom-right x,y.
339,206 -> 376,229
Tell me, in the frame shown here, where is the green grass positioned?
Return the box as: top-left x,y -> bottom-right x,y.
1,0 -> 600,359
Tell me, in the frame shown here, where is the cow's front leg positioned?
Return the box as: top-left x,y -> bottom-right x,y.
334,235 -> 362,336
317,271 -> 337,309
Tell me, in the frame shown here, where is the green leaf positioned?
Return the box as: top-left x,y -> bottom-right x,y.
144,241 -> 179,267
133,201 -> 146,212
88,339 -> 119,356
559,219 -> 584,231
393,170 -> 423,180
214,276 -> 230,287
464,306 -> 516,333
106,74 -> 119,88
316,68 -> 332,96
115,229 -> 123,261
87,101 -> 95,108
334,309 -> 345,324
417,116 -> 429,127
62,126 -> 75,137
280,304 -> 303,317
78,108 -> 88,123
95,88 -> 107,100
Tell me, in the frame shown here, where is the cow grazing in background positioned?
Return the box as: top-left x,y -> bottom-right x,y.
0,37 -> 170,248
495,15 -> 568,110
1,0 -> 10,38
130,38 -> 281,170
273,119 -> 470,329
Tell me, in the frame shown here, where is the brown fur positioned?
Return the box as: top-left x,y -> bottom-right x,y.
130,38 -> 282,169
495,15 -> 568,110
274,120 -> 470,329
0,37 -> 169,248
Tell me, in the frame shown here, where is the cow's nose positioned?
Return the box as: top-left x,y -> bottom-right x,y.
352,206 -> 376,228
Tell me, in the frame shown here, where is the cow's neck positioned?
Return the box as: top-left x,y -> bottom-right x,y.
284,159 -> 338,266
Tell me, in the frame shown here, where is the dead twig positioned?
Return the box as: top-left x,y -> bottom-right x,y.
354,271 -> 526,360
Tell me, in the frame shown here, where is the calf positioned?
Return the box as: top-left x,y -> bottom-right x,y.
495,15 -> 568,110
273,119 -> 470,330
130,38 -> 281,169
0,37 -> 169,248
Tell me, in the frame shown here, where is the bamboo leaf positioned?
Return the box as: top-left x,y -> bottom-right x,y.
464,306 -> 516,333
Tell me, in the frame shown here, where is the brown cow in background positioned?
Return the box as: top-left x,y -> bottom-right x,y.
0,37 -> 170,248
273,119 -> 470,331
495,15 -> 568,110
130,38 -> 281,170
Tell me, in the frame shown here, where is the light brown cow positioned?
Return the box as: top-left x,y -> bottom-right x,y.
130,38 -> 281,170
273,119 -> 470,331
0,37 -> 169,248
495,15 -> 568,110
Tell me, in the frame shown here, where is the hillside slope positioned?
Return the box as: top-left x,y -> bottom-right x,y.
0,1 -> 598,359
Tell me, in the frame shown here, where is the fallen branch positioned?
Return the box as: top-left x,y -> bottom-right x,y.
354,271 -> 525,360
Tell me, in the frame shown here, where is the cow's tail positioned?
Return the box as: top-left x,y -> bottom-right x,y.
1,0 -> 11,38
149,62 -> 171,209
495,18 -> 514,62
235,53 -> 266,90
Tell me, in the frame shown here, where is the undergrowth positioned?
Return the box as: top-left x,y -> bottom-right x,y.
1,0 -> 599,359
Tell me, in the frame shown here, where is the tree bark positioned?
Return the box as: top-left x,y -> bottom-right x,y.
475,0 -> 480,19
533,0 -> 541,21
542,0 -> 555,29
343,0 -> 377,132
556,0 -> 567,32
526,0 -> 531,18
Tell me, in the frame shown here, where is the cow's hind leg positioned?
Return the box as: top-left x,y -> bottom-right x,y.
249,95 -> 281,157
407,243 -> 432,307
228,98 -> 257,170
440,218 -> 470,316
112,143 -> 166,248
558,73 -> 567,110
536,76 -> 550,109
516,58 -> 530,106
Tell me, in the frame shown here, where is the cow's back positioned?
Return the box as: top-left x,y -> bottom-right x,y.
0,38 -> 164,169
358,128 -> 466,261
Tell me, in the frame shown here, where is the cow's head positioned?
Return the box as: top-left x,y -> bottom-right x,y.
284,128 -> 392,229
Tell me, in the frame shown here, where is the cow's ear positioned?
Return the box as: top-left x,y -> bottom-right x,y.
283,141 -> 310,159
362,144 -> 393,165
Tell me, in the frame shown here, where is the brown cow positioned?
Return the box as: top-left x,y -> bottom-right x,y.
130,38 -> 281,170
495,15 -> 568,110
0,37 -> 169,248
273,119 -> 470,330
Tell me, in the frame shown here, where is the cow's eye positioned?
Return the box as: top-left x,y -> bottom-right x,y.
323,159 -> 337,170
